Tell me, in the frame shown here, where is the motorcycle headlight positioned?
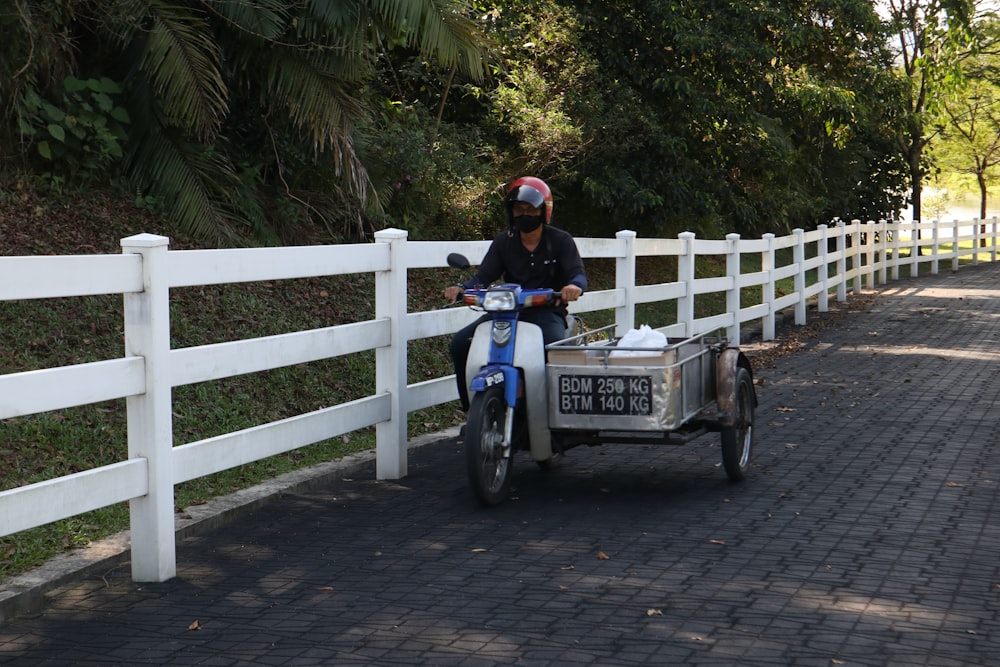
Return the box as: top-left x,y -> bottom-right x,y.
482,289 -> 517,312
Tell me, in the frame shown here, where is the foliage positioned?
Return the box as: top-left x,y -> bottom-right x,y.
463,0 -> 911,237
932,18 -> 1000,218
357,100 -> 501,240
3,0 -> 977,244
2,0 -> 488,244
17,76 -> 131,190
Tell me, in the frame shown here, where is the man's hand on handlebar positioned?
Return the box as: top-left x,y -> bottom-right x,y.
443,285 -> 464,303
559,284 -> 583,304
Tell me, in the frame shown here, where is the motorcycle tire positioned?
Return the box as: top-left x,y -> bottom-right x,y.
465,386 -> 513,506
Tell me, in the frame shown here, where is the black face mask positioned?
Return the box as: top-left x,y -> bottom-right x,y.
513,214 -> 543,233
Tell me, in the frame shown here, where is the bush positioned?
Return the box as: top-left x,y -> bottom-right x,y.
17,76 -> 130,189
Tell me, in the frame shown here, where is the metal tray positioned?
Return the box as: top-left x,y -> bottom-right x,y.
545,330 -> 716,432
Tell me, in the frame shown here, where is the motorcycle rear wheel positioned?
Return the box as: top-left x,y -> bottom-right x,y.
465,386 -> 513,506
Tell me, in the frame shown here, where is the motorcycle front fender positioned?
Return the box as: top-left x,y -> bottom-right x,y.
466,320 -> 553,463
469,364 -> 518,406
465,321 -> 552,461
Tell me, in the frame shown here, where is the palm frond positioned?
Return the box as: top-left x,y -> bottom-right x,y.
264,48 -> 364,148
204,0 -> 289,39
124,90 -> 245,243
140,2 -> 228,140
303,0 -> 362,33
370,0 -> 487,80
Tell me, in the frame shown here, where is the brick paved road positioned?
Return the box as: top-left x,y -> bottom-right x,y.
1,263 -> 998,666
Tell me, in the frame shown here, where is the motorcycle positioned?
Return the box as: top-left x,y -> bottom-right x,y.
447,253 -> 575,506
446,253 -> 755,507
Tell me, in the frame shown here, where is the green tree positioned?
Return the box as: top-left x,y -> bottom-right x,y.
3,0 -> 488,243
938,65 -> 1000,219
473,0 -> 909,237
934,20 -> 1000,241
882,0 -> 978,224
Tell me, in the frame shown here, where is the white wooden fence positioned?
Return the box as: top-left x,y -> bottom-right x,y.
1,218 -> 997,581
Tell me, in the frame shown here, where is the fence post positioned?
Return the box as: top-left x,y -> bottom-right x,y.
910,220 -> 919,278
836,222 -> 847,302
762,233 -> 776,341
374,228 -> 408,480
849,221 -> 861,294
794,228 -> 806,326
677,232 -> 696,336
121,233 -> 175,583
990,215 -> 997,262
864,221 -> 876,290
931,219 -> 940,275
952,220 -> 961,272
973,219 -> 981,265
890,218 -> 901,281
817,225 -> 829,313
876,220 -> 886,285
725,233 -> 741,343
615,230 -> 637,337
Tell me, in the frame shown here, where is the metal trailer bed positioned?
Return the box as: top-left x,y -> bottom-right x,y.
545,328 -> 754,453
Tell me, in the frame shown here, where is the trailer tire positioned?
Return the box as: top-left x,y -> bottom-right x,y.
721,367 -> 754,481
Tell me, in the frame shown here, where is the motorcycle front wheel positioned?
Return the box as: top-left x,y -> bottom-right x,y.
465,386 -> 513,506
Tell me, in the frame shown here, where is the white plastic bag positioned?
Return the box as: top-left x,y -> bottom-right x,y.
611,324 -> 666,357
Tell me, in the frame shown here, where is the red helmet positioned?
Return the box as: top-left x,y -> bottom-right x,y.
505,176 -> 553,226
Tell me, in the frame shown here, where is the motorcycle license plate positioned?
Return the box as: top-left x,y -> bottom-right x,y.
556,374 -> 653,416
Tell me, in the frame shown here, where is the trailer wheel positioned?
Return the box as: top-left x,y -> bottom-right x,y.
721,367 -> 754,481
465,386 -> 513,505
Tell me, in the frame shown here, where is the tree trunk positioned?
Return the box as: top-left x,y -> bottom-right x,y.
909,143 -> 923,255
978,170 -> 988,247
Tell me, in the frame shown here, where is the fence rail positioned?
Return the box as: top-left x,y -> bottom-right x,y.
1,218 -> 997,581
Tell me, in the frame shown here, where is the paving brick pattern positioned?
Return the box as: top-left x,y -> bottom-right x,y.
1,264 -> 999,666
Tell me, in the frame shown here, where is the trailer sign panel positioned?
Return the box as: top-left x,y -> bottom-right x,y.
557,374 -> 653,416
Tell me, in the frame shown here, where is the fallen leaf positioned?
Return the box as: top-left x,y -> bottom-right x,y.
597,551 -> 610,560
559,585 -> 569,591
187,619 -> 201,631
946,481 -> 965,488
709,539 -> 726,546
561,565 -> 575,571
775,406 -> 796,412
472,548 -> 488,553
646,609 -> 663,616
317,586 -> 334,591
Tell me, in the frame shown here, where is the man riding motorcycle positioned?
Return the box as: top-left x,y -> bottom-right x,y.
444,177 -> 588,411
